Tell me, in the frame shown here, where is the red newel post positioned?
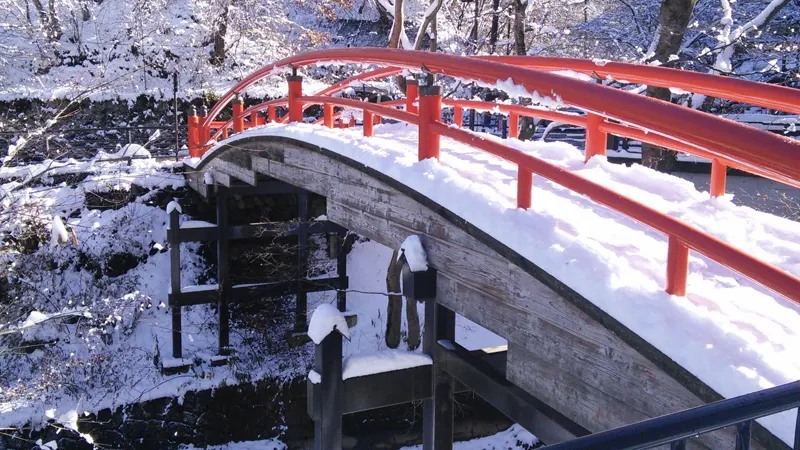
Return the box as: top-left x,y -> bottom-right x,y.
250,110 -> 259,127
323,104 -> 334,128
418,78 -> 442,161
509,112 -> 520,139
363,110 -> 374,137
406,78 -> 419,115
710,159 -> 727,197
454,105 -> 463,127
666,236 -> 689,296
232,95 -> 244,134
517,167 -> 533,209
198,104 -> 211,149
288,73 -> 303,123
585,113 -> 608,163
187,106 -> 202,158
348,115 -> 356,128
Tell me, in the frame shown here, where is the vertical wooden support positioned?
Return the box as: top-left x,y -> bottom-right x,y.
336,230 -> 347,312
216,188 -> 230,355
469,109 -> 476,131
517,166 -> 533,210
363,110 -> 374,137
313,331 -> 344,450
454,105 -> 463,127
295,191 -> 309,332
735,420 -> 752,450
269,104 -> 278,123
666,236 -> 689,297
288,75 -> 303,123
169,208 -> 182,358
406,78 -> 419,115
418,84 -> 442,161
232,95 -> 244,134
375,95 -> 383,124
423,297 -> 455,450
198,105 -> 210,148
250,110 -> 259,127
323,104 -> 334,128
585,113 -> 607,162
509,112 -> 520,139
348,115 -> 356,128
710,158 -> 727,197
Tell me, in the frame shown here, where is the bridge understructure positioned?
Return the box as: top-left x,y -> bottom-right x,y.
176,49 -> 800,449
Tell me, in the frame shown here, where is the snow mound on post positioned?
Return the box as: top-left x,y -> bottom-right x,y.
399,235 -> 428,272
342,349 -> 432,380
166,201 -> 182,214
308,303 -> 350,345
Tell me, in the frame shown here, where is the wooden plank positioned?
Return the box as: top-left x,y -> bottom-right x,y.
211,157 -> 256,186
213,169 -> 231,187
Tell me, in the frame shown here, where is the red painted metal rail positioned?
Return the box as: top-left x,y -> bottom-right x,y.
187,48 -> 800,306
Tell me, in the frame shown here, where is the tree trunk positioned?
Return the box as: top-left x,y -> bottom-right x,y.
30,0 -> 61,41
513,0 -> 526,56
210,0 -> 230,66
641,0 -> 696,172
413,0 -> 444,50
385,250 -> 403,349
388,0 -> 405,48
489,0 -> 500,53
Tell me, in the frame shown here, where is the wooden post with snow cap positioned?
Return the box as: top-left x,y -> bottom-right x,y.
168,201 -> 182,359
418,75 -> 442,161
187,106 -> 201,158
400,235 -> 454,450
309,304 -> 351,450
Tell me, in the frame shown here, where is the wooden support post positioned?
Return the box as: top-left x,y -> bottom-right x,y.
585,113 -> 607,162
469,109 -> 476,131
710,158 -> 727,197
363,110 -> 374,137
313,331 -> 344,450
735,420 -> 752,450
169,208 -> 182,358
418,83 -> 442,161
216,187 -> 230,355
454,105 -> 463,127
250,110 -> 259,127
424,298 -> 455,450
509,112 -> 519,139
337,230 -> 347,312
666,236 -> 689,297
323,104 -> 334,128
295,191 -> 309,332
269,104 -> 278,123
517,166 -> 533,210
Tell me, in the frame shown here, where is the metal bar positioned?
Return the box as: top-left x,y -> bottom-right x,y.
216,188 -> 230,355
336,230 -> 347,312
314,332 -> 343,450
437,340 -> 587,445
295,191 -> 309,332
423,300 -> 455,450
545,380 -> 800,450
169,209 -> 182,359
736,420 -> 752,450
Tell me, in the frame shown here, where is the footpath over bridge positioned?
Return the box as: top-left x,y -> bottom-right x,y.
177,49 -> 800,449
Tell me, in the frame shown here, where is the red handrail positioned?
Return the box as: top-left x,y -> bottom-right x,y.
189,48 -> 800,306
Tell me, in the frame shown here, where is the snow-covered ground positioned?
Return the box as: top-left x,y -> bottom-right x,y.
199,121 -> 800,445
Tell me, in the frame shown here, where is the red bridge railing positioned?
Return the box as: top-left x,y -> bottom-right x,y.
186,48 -> 800,306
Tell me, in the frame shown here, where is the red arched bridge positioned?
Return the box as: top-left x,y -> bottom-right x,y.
172,48 -> 800,450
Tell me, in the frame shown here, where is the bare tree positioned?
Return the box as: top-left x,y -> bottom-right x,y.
210,0 -> 231,66
640,0 -> 697,172
29,0 -> 61,41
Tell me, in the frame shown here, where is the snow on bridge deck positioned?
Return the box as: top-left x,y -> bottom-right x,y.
194,121 -> 800,443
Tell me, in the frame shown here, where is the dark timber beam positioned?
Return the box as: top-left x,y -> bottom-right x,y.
169,207 -> 182,359
436,339 -> 589,445
295,191 -> 309,332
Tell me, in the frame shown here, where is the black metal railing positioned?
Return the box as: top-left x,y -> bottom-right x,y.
546,380 -> 800,450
